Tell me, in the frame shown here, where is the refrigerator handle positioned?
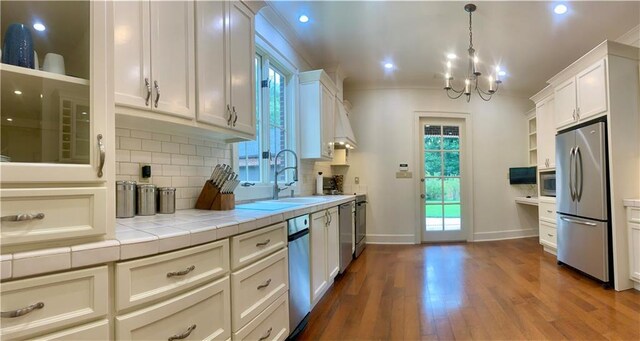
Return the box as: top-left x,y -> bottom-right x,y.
560,216 -> 597,226
575,146 -> 583,202
569,147 -> 576,202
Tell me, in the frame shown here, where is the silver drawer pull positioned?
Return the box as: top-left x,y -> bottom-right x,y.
154,80 -> 161,108
546,210 -> 553,213
168,324 -> 196,341
547,233 -> 553,237
1,213 -> 45,222
257,278 -> 272,290
258,327 -> 273,341
166,265 -> 196,278
1,302 -> 44,318
144,77 -> 152,105
256,239 -> 271,247
97,134 -> 105,178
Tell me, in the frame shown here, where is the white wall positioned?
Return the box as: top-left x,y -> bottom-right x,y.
344,87 -> 536,243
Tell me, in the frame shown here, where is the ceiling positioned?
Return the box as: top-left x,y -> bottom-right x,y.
266,1 -> 640,97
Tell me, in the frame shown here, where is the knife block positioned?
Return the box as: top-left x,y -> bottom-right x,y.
195,180 -> 235,210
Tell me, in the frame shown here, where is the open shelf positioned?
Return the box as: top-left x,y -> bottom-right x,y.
1,63 -> 89,86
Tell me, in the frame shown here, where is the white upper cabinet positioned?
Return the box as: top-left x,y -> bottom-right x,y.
553,59 -> 607,130
536,95 -> 556,170
114,0 -> 196,119
300,70 -> 337,160
228,2 -> 256,136
0,1 -> 110,183
195,1 -> 255,138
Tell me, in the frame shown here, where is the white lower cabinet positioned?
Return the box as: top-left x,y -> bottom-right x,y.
31,319 -> 110,341
231,248 -> 288,331
0,266 -> 108,340
115,277 -> 231,341
233,293 -> 289,341
310,208 -> 339,306
538,197 -> 557,254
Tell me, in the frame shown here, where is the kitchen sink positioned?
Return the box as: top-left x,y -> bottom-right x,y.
272,197 -> 327,204
235,202 -> 304,211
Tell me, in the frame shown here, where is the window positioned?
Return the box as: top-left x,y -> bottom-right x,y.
237,51 -> 292,185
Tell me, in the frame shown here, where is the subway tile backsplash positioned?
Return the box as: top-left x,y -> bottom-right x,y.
115,127 -> 231,210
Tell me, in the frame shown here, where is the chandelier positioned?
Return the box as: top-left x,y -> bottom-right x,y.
444,3 -> 502,102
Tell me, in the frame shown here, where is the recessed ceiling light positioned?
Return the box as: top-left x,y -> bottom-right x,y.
554,4 -> 568,15
82,112 -> 88,115
384,63 -> 394,69
14,90 -> 22,95
33,22 -> 46,31
339,141 -> 345,145
498,70 -> 507,76
447,53 -> 457,60
6,118 -> 13,122
298,15 -> 309,23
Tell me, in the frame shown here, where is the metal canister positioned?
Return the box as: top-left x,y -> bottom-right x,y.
137,184 -> 157,216
116,181 -> 137,218
157,187 -> 176,214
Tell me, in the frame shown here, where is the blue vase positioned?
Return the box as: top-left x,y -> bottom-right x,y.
2,23 -> 34,68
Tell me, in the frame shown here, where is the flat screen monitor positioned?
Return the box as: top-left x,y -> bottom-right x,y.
509,166 -> 537,185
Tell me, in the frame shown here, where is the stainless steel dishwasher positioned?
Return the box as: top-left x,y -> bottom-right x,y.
288,214 -> 310,339
339,201 -> 355,273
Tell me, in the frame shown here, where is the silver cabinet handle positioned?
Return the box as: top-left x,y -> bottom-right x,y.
241,182 -> 256,187
1,302 -> 44,318
546,210 -> 553,213
547,233 -> 553,237
256,239 -> 271,247
560,216 -> 597,226
324,210 -> 329,227
576,107 -> 580,118
226,105 -> 232,125
327,210 -> 332,225
144,78 -> 152,105
168,324 -> 196,341
258,327 -> 273,341
154,80 -> 160,108
232,106 -> 238,126
257,278 -> 272,290
166,265 -> 195,278
1,213 -> 45,222
97,134 -> 105,178
572,109 -> 576,121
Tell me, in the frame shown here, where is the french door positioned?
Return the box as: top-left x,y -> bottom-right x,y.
420,117 -> 468,242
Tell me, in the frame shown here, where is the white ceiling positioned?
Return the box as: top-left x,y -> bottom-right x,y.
266,1 -> 640,97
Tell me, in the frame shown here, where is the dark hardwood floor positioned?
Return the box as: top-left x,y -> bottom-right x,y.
297,237 -> 640,340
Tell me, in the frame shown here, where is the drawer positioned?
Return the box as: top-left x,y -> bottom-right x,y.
0,266 -> 108,340
539,201 -> 557,223
231,248 -> 288,331
629,207 -> 640,223
116,276 -> 231,341
0,187 -> 107,247
539,221 -> 557,249
31,319 -> 110,341
231,222 -> 287,270
234,292 -> 289,341
116,239 -> 229,311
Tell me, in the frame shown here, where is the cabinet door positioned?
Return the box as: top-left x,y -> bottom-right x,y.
114,0 -> 151,110
576,59 -> 608,121
630,223 -> 640,282
228,1 -> 256,136
195,1 -> 230,128
0,1 -> 109,183
149,1 -> 196,119
554,78 -> 577,130
326,208 -> 340,279
536,97 -> 556,170
321,85 -> 335,158
310,212 -> 328,305
535,101 -> 548,169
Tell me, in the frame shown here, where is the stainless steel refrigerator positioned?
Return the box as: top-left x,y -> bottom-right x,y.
556,120 -> 611,284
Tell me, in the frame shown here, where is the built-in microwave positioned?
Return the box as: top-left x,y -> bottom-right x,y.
540,171 -> 556,197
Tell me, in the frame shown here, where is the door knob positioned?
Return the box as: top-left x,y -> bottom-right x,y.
420,194 -> 426,199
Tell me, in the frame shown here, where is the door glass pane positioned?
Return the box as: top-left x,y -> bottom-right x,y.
1,1 -> 91,164
426,204 -> 444,231
443,178 -> 460,203
444,204 -> 461,230
425,178 -> 442,201
443,151 -> 460,176
443,126 -> 460,150
425,152 -> 442,176
424,125 -> 441,150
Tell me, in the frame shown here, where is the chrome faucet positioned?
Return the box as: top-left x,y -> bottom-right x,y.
273,149 -> 298,200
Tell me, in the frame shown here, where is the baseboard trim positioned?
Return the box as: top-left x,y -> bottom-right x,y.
473,228 -> 539,242
366,234 -> 415,244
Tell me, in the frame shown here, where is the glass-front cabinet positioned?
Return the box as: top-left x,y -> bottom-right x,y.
0,1 -> 109,183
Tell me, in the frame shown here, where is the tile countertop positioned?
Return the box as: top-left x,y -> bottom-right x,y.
623,199 -> 640,208
1,195 -> 357,281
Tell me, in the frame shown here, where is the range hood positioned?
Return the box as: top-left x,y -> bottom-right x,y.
334,101 -> 357,149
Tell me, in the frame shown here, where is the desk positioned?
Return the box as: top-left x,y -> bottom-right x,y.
515,196 -> 539,206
